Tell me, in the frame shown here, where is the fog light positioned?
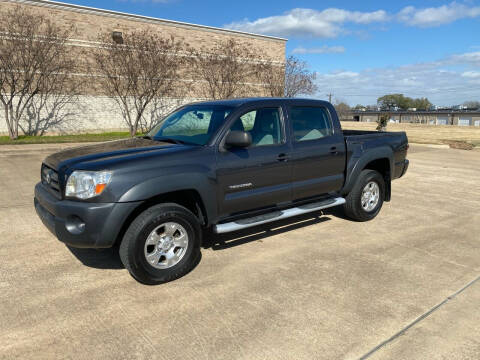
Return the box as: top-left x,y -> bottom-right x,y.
65,215 -> 86,235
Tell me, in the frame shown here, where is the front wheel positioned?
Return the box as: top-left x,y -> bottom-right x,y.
119,203 -> 201,285
344,169 -> 385,222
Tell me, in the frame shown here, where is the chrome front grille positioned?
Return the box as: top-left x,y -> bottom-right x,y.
41,164 -> 61,197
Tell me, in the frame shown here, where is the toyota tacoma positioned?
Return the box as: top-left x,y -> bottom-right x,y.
34,98 -> 409,284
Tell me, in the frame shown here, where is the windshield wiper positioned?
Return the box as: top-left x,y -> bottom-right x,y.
140,135 -> 186,144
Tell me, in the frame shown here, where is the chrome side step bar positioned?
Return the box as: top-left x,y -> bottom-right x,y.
214,197 -> 346,234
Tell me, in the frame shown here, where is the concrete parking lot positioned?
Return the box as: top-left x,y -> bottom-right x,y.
0,143 -> 479,359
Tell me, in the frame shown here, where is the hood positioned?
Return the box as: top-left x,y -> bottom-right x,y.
44,137 -> 177,170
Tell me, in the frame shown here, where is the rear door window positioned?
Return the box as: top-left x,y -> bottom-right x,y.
290,107 -> 333,142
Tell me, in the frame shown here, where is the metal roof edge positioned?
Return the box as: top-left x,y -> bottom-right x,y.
9,0 -> 288,42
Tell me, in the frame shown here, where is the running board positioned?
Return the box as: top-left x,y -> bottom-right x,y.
214,197 -> 346,234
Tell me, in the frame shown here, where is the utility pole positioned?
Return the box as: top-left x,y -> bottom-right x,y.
327,93 -> 333,103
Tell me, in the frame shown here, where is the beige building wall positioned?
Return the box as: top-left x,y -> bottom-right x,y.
0,0 -> 286,133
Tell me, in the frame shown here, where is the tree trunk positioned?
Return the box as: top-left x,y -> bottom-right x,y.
130,123 -> 137,137
5,107 -> 18,140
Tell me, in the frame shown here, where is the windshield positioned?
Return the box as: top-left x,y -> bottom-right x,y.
148,104 -> 234,145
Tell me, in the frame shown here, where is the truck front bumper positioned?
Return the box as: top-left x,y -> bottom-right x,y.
34,183 -> 139,248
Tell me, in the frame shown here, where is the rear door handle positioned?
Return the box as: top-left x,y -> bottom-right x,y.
329,146 -> 338,155
277,153 -> 289,162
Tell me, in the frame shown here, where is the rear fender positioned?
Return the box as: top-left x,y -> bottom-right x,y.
341,146 -> 394,198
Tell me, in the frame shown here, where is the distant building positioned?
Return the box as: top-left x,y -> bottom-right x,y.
346,110 -> 480,126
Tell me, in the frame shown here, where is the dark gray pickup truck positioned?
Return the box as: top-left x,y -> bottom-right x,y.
34,98 -> 409,284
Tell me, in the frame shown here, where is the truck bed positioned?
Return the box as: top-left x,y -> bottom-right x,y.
342,129 -> 409,183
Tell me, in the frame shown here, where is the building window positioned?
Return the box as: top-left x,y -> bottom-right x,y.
458,117 -> 472,126
437,116 -> 448,125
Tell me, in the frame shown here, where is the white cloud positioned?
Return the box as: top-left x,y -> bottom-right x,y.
225,3 -> 480,38
324,71 -> 360,78
447,51 -> 480,65
292,45 -> 345,54
462,71 -> 480,78
225,8 -> 388,38
398,2 -> 480,27
315,51 -> 480,106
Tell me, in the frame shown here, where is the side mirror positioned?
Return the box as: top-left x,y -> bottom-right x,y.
225,131 -> 252,148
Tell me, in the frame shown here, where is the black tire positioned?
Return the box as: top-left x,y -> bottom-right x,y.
344,169 -> 385,222
119,203 -> 201,285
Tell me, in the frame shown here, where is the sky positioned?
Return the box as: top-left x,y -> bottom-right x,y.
60,0 -> 480,106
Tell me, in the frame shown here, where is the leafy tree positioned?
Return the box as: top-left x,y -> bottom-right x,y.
377,94 -> 408,110
411,97 -> 432,110
377,94 -> 432,111
334,102 -> 351,120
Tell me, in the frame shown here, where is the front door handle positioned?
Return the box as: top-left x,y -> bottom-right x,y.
277,153 -> 289,162
330,146 -> 338,155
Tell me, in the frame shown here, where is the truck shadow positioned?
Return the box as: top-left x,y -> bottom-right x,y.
203,211 -> 332,250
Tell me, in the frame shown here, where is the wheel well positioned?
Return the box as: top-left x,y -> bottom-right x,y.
364,158 -> 391,201
364,158 -> 390,178
114,189 -> 207,247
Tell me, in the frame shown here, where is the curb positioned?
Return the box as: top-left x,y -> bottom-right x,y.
0,142 -> 96,153
409,143 -> 450,149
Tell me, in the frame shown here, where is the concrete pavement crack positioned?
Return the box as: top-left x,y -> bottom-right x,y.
358,275 -> 480,359
0,203 -> 31,209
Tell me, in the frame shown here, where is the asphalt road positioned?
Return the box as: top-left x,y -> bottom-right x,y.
0,144 -> 479,359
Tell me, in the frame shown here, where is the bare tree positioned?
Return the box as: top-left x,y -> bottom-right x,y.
255,61 -> 285,97
190,39 -> 259,99
20,85 -> 81,136
93,30 -> 186,136
284,56 -> 317,97
19,59 -> 83,136
463,100 -> 480,110
138,97 -> 186,134
0,6 -> 76,139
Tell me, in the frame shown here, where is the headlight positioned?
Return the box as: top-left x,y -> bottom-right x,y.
65,171 -> 112,199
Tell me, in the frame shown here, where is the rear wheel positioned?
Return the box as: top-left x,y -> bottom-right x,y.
119,203 -> 201,285
344,170 -> 385,222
